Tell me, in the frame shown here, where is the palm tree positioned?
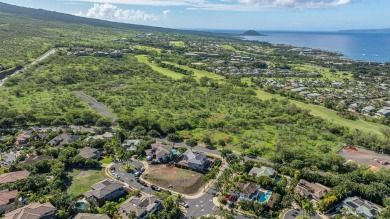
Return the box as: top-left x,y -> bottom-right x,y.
176,194 -> 185,205
127,210 -> 137,219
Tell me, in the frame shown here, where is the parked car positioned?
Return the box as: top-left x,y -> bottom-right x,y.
134,171 -> 141,178
138,180 -> 148,187
146,155 -> 153,161
151,185 -> 161,191
179,202 -> 189,208
139,167 -> 145,172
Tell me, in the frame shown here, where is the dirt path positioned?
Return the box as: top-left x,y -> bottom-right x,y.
74,91 -> 117,122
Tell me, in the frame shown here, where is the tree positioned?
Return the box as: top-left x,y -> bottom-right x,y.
185,138 -> 197,150
100,201 -> 117,217
128,210 -> 137,219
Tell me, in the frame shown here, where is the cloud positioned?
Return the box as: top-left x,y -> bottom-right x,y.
78,3 -> 168,22
71,0 -> 357,11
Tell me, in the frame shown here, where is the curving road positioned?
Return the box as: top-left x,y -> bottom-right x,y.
0,48 -> 58,87
73,91 -> 117,122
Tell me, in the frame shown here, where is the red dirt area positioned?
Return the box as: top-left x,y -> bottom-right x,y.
339,147 -> 390,169
143,164 -> 205,195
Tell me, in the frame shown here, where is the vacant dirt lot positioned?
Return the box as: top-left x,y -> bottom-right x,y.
143,165 -> 204,195
339,147 -> 390,169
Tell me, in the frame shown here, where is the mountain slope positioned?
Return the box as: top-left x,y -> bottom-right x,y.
0,2 -> 202,34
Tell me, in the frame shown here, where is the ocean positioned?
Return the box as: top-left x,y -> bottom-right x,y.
210,30 -> 390,63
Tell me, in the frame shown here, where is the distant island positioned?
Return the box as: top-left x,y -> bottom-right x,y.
241,30 -> 265,36
339,28 -> 390,33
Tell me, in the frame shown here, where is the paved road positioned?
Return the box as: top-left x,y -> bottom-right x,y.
283,209 -> 323,219
0,48 -> 57,87
74,91 -> 117,122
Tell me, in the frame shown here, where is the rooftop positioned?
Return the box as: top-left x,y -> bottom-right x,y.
0,170 -> 30,185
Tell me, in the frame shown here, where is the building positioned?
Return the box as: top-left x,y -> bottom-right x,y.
14,131 -> 32,146
237,181 -> 260,201
0,190 -> 18,214
49,133 -> 78,147
0,170 -> 30,185
248,166 -> 277,179
3,202 -> 56,219
376,107 -> 390,117
79,147 -> 101,160
83,179 -> 125,206
111,50 -> 122,58
122,139 -> 143,152
336,196 -> 380,219
118,195 -> 161,219
74,213 -> 110,219
84,132 -> 115,142
18,155 -> 53,165
181,150 -> 209,171
149,143 -> 172,162
294,179 -> 329,200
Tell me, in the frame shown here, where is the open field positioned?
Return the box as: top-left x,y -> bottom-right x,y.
292,64 -> 353,81
135,55 -> 183,79
136,55 -> 386,137
67,168 -> 106,196
164,61 -> 225,81
221,45 -> 235,50
133,45 -> 161,54
339,147 -> 390,168
254,90 -> 386,136
143,164 -> 204,195
169,41 -> 185,47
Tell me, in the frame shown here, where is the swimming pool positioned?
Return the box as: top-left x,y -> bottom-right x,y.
258,190 -> 272,203
75,202 -> 86,210
172,149 -> 180,155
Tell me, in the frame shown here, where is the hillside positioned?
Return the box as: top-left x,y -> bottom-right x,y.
241,30 -> 265,36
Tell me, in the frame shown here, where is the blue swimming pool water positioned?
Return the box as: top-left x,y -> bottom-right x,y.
258,191 -> 272,203
172,149 -> 179,155
275,177 -> 282,183
75,202 -> 86,210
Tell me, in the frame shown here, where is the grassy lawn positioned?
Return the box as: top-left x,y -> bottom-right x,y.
119,164 -> 135,173
254,90 -> 386,136
292,64 -> 353,81
100,156 -> 114,164
163,61 -> 225,81
169,41 -> 185,47
136,55 -> 385,137
221,44 -> 235,50
67,168 -> 106,197
135,55 -> 184,79
133,45 -> 161,54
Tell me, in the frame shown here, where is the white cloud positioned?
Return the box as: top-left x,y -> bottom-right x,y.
78,3 -> 169,22
71,0 -> 357,11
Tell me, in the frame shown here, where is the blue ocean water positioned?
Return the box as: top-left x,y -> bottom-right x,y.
209,30 -> 390,63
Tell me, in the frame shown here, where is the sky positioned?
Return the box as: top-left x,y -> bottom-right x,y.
1,0 -> 390,31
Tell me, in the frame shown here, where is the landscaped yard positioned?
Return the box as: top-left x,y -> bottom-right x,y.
169,41 -> 185,47
143,164 -> 205,195
100,156 -> 114,165
67,168 -> 106,197
135,55 -> 183,79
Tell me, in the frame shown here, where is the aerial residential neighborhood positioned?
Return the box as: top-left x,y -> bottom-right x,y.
1,1 -> 390,219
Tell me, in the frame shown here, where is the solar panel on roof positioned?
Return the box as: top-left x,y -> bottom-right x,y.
346,201 -> 359,209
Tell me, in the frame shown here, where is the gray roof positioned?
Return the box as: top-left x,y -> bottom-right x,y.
341,196 -> 380,219
3,202 -> 56,219
248,166 -> 276,178
74,213 -> 110,219
79,147 -> 100,159
118,195 -> 160,218
49,133 -> 78,146
84,179 -> 123,199
122,139 -> 143,147
183,150 -> 207,165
